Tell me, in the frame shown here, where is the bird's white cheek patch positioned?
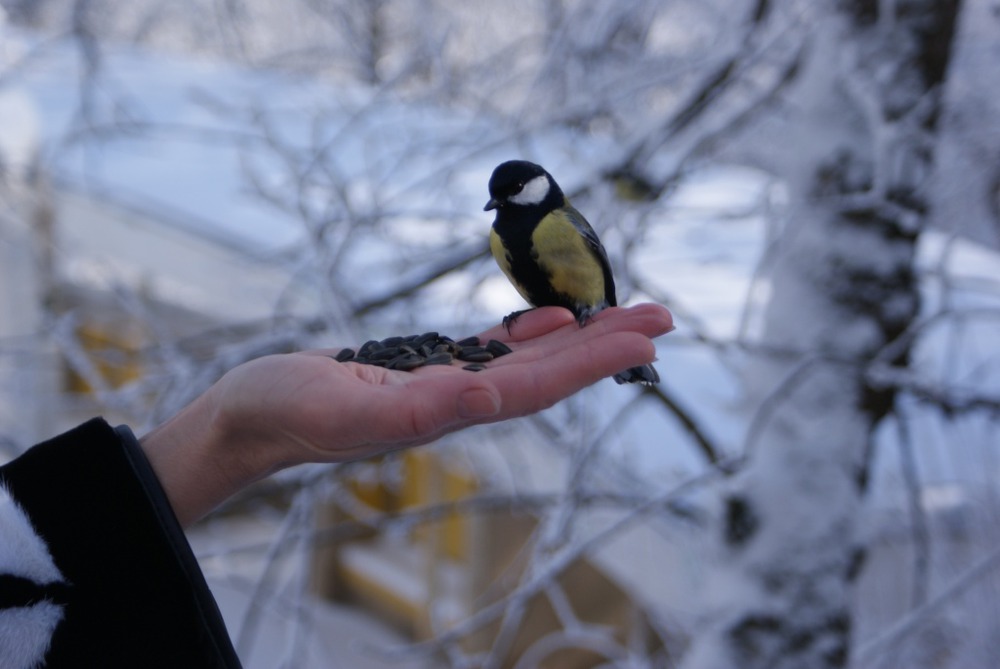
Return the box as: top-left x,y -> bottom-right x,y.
510,175 -> 550,206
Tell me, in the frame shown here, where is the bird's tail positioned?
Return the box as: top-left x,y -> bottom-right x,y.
613,363 -> 659,386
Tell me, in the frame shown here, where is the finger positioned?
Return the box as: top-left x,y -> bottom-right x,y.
478,303 -> 672,349
592,303 -> 674,336
481,304 -> 672,368
478,330 -> 657,419
475,307 -> 576,343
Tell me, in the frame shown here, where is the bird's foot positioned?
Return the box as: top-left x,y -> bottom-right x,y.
613,363 -> 660,386
574,306 -> 602,328
502,309 -> 533,334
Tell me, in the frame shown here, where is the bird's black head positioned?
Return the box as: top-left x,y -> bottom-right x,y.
484,160 -> 563,212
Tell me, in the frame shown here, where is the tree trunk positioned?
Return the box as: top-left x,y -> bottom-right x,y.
681,1 -> 963,667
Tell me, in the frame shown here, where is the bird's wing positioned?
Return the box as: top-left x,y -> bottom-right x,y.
562,203 -> 617,307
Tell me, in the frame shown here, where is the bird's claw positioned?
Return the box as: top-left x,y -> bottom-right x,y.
502,309 -> 532,334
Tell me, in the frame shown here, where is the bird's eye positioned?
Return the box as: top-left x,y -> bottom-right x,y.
513,181 -> 524,193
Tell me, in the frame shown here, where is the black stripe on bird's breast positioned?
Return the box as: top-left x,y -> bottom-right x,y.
493,219 -> 575,312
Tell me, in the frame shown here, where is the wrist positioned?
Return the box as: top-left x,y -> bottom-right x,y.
139,381 -> 272,527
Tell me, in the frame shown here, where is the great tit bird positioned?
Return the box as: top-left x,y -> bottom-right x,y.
485,160 -> 659,386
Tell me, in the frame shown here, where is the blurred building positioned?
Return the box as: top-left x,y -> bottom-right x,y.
0,174 -> 297,446
309,440 -> 690,667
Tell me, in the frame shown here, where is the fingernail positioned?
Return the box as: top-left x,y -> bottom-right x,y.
458,387 -> 501,418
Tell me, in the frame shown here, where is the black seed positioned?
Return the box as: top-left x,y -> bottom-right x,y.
347,333 -> 498,372
388,353 -> 425,371
413,331 -> 439,347
458,346 -> 494,362
485,339 -> 513,357
424,352 -> 454,366
370,347 -> 401,361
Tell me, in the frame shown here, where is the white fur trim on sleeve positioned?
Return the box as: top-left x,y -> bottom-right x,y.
0,484 -> 66,669
0,484 -> 64,584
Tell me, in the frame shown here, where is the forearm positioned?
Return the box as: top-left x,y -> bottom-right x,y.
137,305 -> 673,528
138,383 -> 272,528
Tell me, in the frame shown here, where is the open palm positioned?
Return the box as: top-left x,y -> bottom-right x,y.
212,304 -> 672,465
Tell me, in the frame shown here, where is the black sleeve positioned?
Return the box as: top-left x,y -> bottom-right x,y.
0,417 -> 242,669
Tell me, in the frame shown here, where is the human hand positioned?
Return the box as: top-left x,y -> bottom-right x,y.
141,304 -> 672,526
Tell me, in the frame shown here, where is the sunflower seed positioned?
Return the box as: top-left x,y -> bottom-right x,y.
340,332 -> 502,374
485,339 -> 513,357
413,331 -> 440,347
388,353 -> 426,371
423,352 -> 454,365
370,347 -> 401,361
457,346 -> 494,363
334,348 -> 356,362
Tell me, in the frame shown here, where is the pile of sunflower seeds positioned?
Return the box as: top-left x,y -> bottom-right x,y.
332,332 -> 513,372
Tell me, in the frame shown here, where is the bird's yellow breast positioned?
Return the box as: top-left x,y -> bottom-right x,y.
531,212 -> 606,305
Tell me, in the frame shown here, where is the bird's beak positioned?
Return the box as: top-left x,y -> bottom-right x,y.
484,198 -> 500,211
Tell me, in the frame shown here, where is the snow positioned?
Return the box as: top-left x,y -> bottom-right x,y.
9,38 -> 306,250
0,14 -> 39,179
0,89 -> 39,179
